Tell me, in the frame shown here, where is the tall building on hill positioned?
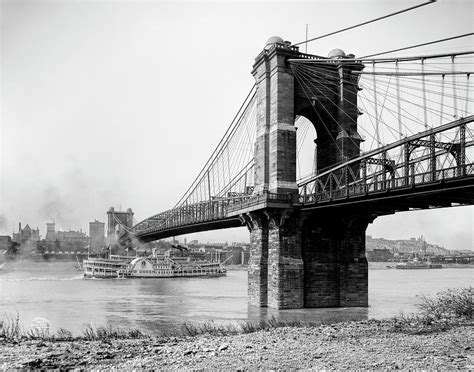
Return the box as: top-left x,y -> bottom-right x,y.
89,220 -> 105,251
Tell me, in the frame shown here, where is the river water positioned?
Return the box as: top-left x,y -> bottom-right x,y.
0,261 -> 472,336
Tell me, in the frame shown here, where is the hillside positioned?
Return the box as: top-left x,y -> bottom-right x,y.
366,236 -> 448,255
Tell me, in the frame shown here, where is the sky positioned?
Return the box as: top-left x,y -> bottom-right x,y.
1,0 -> 473,250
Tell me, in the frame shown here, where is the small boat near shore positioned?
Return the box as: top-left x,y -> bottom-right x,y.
395,261 -> 443,269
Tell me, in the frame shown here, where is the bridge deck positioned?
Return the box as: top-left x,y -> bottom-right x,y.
134,117 -> 474,242
135,165 -> 473,242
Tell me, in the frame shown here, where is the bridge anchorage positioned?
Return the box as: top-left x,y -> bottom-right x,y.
133,36 -> 474,309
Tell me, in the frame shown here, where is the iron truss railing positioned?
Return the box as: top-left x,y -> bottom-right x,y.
133,195 -> 251,236
298,116 -> 474,204
133,190 -> 292,237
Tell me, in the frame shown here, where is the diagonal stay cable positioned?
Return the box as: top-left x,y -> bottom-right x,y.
292,63 -> 380,148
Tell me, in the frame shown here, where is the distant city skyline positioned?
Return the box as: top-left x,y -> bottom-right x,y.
2,211 -> 470,253
1,0 -> 472,251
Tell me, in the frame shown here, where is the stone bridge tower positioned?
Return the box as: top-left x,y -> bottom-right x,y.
107,207 -> 134,244
246,37 -> 369,309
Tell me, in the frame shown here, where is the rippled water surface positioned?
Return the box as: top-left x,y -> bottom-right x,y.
0,261 -> 472,335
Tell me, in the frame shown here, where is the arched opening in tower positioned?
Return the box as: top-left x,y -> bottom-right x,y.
295,115 -> 318,183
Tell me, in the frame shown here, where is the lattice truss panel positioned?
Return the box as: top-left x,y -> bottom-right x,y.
290,52 -> 473,200
298,119 -> 473,202
134,88 -> 257,232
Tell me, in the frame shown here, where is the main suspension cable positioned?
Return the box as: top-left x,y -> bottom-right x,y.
293,1 -> 436,47
362,33 -> 474,58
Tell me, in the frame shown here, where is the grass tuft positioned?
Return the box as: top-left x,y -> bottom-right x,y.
0,313 -> 146,342
389,287 -> 473,334
180,316 -> 323,337
81,324 -> 145,340
418,287 -> 472,320
1,312 -> 22,340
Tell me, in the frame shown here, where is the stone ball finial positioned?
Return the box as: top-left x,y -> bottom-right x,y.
265,36 -> 284,48
328,48 -> 346,59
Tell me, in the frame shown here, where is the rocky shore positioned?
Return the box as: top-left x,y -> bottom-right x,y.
1,320 -> 472,370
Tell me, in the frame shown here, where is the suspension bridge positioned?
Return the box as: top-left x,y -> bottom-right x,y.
124,33 -> 473,309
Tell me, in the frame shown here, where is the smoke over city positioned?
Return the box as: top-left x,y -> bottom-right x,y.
38,186 -> 76,229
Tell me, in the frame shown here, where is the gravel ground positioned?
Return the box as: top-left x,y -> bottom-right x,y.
1,320 -> 472,370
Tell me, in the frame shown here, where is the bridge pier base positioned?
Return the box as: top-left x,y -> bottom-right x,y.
267,212 -> 304,309
302,213 -> 369,308
247,210 -> 370,309
247,210 -> 304,309
248,217 -> 268,307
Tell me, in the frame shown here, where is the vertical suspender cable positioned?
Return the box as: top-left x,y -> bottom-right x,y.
439,74 -> 445,126
372,61 -> 381,147
395,60 -> 402,139
395,59 -> 404,167
207,171 -> 211,201
421,58 -> 428,129
227,146 -> 231,187
452,55 -> 458,118
464,73 -> 470,117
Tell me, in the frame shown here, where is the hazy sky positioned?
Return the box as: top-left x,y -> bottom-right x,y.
1,0 -> 472,250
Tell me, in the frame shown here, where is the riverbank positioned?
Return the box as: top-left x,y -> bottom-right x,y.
1,319 -> 472,370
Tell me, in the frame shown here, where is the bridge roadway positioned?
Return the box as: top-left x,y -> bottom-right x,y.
134,170 -> 474,242
133,116 -> 474,242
